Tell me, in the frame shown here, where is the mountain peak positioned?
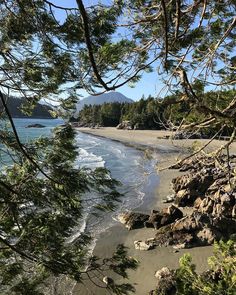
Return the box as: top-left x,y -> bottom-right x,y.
75,91 -> 133,115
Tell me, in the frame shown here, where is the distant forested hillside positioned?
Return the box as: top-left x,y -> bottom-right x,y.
0,96 -> 53,118
76,90 -> 236,136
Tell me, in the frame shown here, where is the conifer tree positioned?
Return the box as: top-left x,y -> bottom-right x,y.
0,0 -> 235,294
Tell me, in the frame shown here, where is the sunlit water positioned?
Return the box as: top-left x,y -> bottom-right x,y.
1,118 -> 158,252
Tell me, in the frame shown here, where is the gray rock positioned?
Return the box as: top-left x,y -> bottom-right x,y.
118,212 -> 149,230
134,240 -> 154,251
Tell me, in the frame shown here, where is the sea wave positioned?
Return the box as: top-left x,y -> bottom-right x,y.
76,147 -> 105,169
73,131 -> 158,253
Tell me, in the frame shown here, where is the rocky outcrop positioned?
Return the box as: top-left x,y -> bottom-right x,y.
118,212 -> 149,230
154,210 -> 236,248
144,205 -> 183,229
154,156 -> 236,248
196,191 -> 235,218
121,154 -> 236,250
119,205 -> 183,231
172,170 -> 215,207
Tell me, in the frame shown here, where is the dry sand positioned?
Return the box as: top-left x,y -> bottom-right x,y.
75,127 -> 236,294
78,127 -> 236,155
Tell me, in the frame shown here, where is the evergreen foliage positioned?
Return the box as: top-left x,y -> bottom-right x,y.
77,90 -> 236,136
0,0 -> 235,294
152,240 -> 236,295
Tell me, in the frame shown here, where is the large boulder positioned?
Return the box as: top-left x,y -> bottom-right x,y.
196,228 -> 216,245
155,223 -> 195,248
206,178 -> 228,195
154,212 -> 220,248
197,191 -> 235,218
174,188 -> 199,207
172,171 -> 215,207
144,205 -> 183,229
212,215 -> 236,237
197,196 -> 214,214
144,210 -> 163,229
160,205 -> 183,226
118,212 -> 149,230
134,238 -> 155,251
172,172 -> 214,194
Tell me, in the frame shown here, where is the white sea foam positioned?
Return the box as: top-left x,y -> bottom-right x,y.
76,147 -> 105,169
73,131 -> 159,256
66,212 -> 89,244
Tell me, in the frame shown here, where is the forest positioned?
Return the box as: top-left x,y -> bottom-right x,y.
0,0 -> 235,294
77,89 -> 236,137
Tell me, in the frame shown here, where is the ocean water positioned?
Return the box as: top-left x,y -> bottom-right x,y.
0,118 -> 64,165
12,118 -> 64,140
2,118 -> 158,251
73,132 -> 158,248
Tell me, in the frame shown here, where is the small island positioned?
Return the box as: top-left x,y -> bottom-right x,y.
25,123 -> 46,128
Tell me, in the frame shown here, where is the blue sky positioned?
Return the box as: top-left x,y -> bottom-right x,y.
43,1 -> 234,102
51,0 -> 164,101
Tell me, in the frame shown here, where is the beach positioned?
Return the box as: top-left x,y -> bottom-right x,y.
72,127 -> 236,294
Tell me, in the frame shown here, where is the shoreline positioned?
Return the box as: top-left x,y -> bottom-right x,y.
74,128 -> 217,294
78,128 -> 181,156
77,127 -> 236,155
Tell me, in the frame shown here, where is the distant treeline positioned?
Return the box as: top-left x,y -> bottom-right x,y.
76,96 -> 164,129
0,96 -> 53,119
76,90 -> 236,135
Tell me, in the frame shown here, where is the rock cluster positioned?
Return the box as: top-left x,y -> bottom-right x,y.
118,212 -> 149,230
155,211 -> 236,248
154,155 -> 236,248
144,205 -> 183,229
119,154 -> 236,250
118,205 -> 183,231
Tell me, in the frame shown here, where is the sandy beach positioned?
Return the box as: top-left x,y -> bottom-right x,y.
75,127 -> 236,294
78,127 -> 236,155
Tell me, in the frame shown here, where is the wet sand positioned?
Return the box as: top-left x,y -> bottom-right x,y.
74,127 -> 236,294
